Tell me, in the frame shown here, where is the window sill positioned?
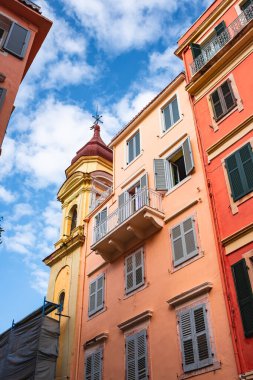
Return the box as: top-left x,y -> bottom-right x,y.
169,251 -> 204,274
160,116 -> 183,138
165,176 -> 192,196
88,307 -> 107,321
123,283 -> 148,300
125,151 -> 143,170
179,361 -> 221,379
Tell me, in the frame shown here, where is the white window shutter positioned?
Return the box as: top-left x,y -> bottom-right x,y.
182,137 -> 194,175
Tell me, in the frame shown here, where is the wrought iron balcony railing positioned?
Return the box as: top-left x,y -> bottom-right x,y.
93,188 -> 163,244
190,4 -> 253,76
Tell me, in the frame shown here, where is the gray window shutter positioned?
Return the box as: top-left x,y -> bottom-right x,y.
190,43 -> 202,59
0,88 -> 7,110
220,80 -> 236,111
118,192 -> 129,223
85,349 -> 103,380
126,330 -> 148,380
134,249 -> 144,288
154,159 -> 168,190
125,254 -> 134,293
171,217 -> 198,266
140,173 -> 148,189
96,274 -> 104,312
140,173 -> 149,207
179,309 -> 197,372
4,23 -> 30,59
88,279 -> 97,316
193,305 -> 213,368
210,89 -> 223,120
171,97 -> 180,124
182,137 -> 194,175
163,104 -> 172,131
85,354 -> 92,380
135,131 -> 140,157
125,249 -> 144,294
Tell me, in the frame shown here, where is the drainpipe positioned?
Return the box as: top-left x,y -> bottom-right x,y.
182,49 -> 243,374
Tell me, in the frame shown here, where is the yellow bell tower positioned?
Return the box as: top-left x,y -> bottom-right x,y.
43,122 -> 113,380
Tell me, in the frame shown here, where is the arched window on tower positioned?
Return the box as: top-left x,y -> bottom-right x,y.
58,291 -> 65,313
70,205 -> 77,232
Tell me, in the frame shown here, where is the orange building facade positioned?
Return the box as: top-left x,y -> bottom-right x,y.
71,73 -> 239,380
0,0 -> 52,154
176,0 -> 253,378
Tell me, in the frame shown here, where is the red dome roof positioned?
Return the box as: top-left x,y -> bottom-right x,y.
71,124 -> 113,164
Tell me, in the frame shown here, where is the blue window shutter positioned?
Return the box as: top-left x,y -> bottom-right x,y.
96,274 -> 104,312
179,309 -> 197,372
154,159 -> 168,190
190,43 -> 202,59
182,137 -> 194,175
193,305 -> 213,368
126,330 -> 148,380
4,23 -> 30,59
0,88 -> 7,110
232,259 -> 253,337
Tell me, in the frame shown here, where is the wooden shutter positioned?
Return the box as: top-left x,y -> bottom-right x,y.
88,274 -> 104,316
4,23 -> 30,58
179,305 -> 212,372
125,249 -> 144,294
154,159 -> 168,190
0,88 -> 7,110
85,349 -> 102,380
126,330 -> 148,380
171,217 -> 198,266
210,89 -> 223,120
85,354 -> 92,380
182,137 -> 195,175
232,259 -> 253,337
190,43 -> 202,59
221,80 -> 236,112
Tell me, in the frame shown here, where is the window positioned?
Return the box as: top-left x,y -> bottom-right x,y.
125,248 -> 144,294
171,216 -> 198,267
0,88 -> 7,111
225,143 -> 253,201
210,79 -> 236,121
70,206 -> 77,232
58,291 -> 65,312
88,274 -> 105,317
154,137 -> 194,191
178,304 -> 213,372
0,15 -> 30,59
94,208 -> 107,242
241,0 -> 253,20
162,96 -> 180,131
126,330 -> 148,380
232,259 -> 253,337
118,174 -> 148,223
127,131 -> 140,164
85,348 -> 103,380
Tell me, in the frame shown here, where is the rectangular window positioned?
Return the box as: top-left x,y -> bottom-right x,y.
0,15 -> 30,59
125,248 -> 144,294
88,274 -> 105,317
127,131 -> 140,164
171,216 -> 198,266
154,137 -> 194,191
210,79 -> 236,121
162,96 -> 180,131
232,259 -> 253,337
85,348 -> 103,380
0,87 -> 7,110
126,330 -> 148,380
94,208 -> 107,242
225,143 -> 253,201
178,304 -> 213,372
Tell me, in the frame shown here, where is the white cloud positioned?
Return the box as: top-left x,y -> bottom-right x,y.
12,203 -> 33,220
30,266 -> 49,295
0,186 -> 16,203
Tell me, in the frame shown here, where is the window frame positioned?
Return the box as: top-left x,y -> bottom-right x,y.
126,130 -> 141,165
88,273 -> 105,317
161,95 -> 181,132
125,248 -> 145,295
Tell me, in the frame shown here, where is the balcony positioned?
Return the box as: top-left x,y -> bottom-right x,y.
91,188 -> 164,262
190,4 -> 253,76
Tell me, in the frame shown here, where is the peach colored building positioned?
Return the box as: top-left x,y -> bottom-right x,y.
0,0 -> 52,154
71,73 -> 238,380
176,0 -> 253,377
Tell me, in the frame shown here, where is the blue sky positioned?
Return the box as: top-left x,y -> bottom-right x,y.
0,0 -> 211,332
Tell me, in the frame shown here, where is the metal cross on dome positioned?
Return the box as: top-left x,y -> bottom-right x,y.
91,108 -> 103,129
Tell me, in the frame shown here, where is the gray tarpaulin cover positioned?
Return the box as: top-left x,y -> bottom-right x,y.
0,315 -> 60,380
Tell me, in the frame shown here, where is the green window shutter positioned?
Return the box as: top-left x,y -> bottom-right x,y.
232,259 -> 253,337
4,22 -> 30,59
210,79 -> 236,121
179,309 -> 197,372
171,217 -> 198,266
214,21 -> 226,35
154,159 -> 168,190
0,88 -> 7,110
190,43 -> 202,59
126,330 -> 148,380
225,144 -> 253,201
88,274 -> 104,316
193,305 -> 213,368
182,137 -> 195,176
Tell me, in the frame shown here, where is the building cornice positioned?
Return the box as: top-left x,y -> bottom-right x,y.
118,310 -> 153,332
167,282 -> 213,307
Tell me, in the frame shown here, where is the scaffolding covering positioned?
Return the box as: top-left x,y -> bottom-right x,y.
0,301 -> 60,380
